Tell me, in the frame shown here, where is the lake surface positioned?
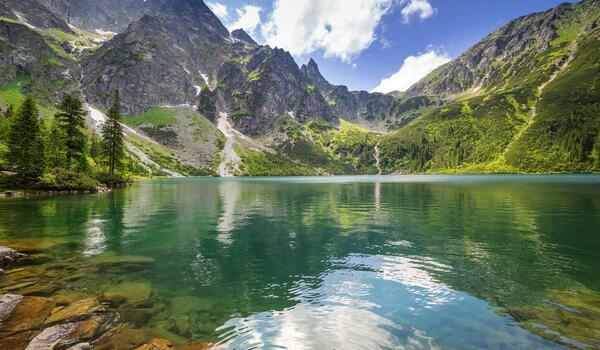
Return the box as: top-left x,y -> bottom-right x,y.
1,175 -> 600,349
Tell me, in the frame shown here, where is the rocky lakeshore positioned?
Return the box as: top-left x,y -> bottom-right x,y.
0,244 -> 216,350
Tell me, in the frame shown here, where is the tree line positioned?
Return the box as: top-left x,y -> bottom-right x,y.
1,90 -> 126,189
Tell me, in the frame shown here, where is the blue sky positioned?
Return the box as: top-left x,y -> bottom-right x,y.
206,0 -> 576,92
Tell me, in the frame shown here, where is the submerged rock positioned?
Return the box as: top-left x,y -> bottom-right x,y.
93,328 -> 152,350
134,338 -> 173,350
504,288 -> 600,348
170,296 -> 212,314
0,330 -> 39,349
2,296 -> 55,332
92,254 -> 155,270
103,282 -> 152,307
44,298 -> 102,325
118,308 -> 154,327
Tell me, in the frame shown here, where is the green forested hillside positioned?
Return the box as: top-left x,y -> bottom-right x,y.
378,0 -> 600,174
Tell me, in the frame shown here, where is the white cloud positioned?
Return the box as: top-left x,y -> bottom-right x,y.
401,0 -> 436,23
229,5 -> 262,37
261,0 -> 397,63
206,1 -> 229,21
372,49 -> 451,93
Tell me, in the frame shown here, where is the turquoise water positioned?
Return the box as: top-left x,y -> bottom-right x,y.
1,175 -> 600,349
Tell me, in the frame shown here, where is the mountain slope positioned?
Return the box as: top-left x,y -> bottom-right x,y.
379,0 -> 600,174
1,0 -> 598,176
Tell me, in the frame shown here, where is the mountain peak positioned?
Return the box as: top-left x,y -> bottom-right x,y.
231,28 -> 256,45
301,58 -> 331,93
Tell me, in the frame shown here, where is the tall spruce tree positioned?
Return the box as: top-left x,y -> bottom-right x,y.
101,90 -> 124,177
7,96 -> 45,181
55,94 -> 87,169
45,120 -> 67,169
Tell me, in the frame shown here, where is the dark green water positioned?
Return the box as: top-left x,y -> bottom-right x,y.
1,175 -> 600,349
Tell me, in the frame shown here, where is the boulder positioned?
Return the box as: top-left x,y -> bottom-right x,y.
0,246 -> 27,270
24,322 -> 77,350
0,294 -> 23,322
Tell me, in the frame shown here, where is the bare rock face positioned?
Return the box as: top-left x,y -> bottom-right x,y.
82,14 -> 225,115
38,0 -> 229,34
231,29 -> 257,45
301,58 -> 396,123
0,0 -> 74,32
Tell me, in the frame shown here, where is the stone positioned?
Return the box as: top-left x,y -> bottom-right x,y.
24,322 -> 77,350
134,338 -> 173,350
174,315 -> 191,335
118,308 -> 154,327
67,318 -> 101,341
19,282 -> 60,296
4,265 -> 47,281
100,292 -> 126,306
0,246 -> 27,269
53,292 -> 89,306
103,282 -> 152,307
44,298 -> 102,325
170,296 -> 212,314
2,296 -> 55,332
0,294 -> 23,322
92,254 -> 155,268
0,281 -> 36,293
66,343 -> 91,350
93,328 -> 152,350
0,330 -> 39,349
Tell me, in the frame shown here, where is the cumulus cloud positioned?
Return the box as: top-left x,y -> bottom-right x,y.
401,0 -> 436,23
261,0 -> 397,62
229,5 -> 262,37
206,1 -> 229,21
372,49 -> 451,93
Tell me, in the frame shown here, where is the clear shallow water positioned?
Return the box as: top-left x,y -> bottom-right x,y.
1,175 -> 600,349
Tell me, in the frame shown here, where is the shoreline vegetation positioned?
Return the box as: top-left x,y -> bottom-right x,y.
0,91 -> 132,195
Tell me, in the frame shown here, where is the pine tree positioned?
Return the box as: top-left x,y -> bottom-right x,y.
45,120 -> 67,169
101,90 -> 124,177
7,96 -> 45,181
55,94 -> 87,169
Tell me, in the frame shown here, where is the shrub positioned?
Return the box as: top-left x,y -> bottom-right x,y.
33,168 -> 99,191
